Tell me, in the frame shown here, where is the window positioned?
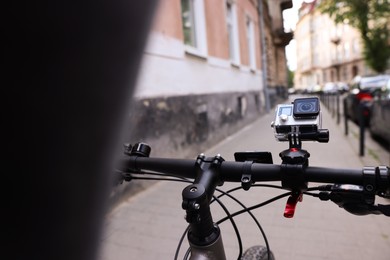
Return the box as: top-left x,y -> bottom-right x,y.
344,42 -> 350,60
313,51 -> 320,66
181,0 -> 208,56
226,1 -> 240,64
353,38 -> 360,54
342,66 -> 347,81
246,17 -> 256,69
336,44 -> 342,62
181,0 -> 196,47
352,65 -> 358,77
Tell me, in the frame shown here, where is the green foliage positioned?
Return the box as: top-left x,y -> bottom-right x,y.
319,0 -> 390,73
364,26 -> 390,72
287,69 -> 294,88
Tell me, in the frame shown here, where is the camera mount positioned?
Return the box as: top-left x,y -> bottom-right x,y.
271,97 -> 330,217
271,97 -> 329,145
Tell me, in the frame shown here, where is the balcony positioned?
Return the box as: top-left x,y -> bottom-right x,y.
330,36 -> 341,45
280,0 -> 293,11
273,28 -> 293,47
331,57 -> 343,66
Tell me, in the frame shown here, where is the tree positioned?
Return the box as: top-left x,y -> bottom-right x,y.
319,0 -> 390,73
287,69 -> 294,88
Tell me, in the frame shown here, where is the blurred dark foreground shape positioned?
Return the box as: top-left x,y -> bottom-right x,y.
4,1 -> 158,260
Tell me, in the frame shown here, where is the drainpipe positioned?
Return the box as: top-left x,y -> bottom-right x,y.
258,0 -> 270,113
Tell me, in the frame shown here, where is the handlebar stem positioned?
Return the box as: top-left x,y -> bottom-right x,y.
194,154 -> 225,201
182,155 -> 225,247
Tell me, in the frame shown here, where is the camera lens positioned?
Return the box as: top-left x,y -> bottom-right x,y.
299,102 -> 314,112
292,97 -> 320,118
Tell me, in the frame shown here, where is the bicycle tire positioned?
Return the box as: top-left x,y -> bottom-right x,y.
241,245 -> 275,260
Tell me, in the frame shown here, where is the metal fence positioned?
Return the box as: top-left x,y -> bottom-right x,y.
319,92 -> 366,156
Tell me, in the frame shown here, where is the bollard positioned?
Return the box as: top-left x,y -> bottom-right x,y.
326,93 -> 330,110
358,102 -> 365,157
343,97 -> 348,136
336,92 -> 340,125
330,94 -> 333,115
332,93 -> 336,118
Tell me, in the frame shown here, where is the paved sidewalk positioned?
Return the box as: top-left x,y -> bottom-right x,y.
98,98 -> 390,260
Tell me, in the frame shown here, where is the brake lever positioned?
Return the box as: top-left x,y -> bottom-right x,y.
318,184 -> 390,216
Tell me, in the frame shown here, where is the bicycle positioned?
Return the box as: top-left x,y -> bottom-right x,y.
114,97 -> 390,260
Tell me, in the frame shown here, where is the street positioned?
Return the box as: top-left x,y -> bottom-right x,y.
98,98 -> 390,260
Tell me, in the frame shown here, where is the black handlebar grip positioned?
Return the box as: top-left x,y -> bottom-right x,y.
125,156 -> 197,178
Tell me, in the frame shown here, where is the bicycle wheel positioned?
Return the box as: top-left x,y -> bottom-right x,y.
241,245 -> 275,260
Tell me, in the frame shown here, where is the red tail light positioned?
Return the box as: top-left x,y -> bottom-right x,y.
356,92 -> 372,101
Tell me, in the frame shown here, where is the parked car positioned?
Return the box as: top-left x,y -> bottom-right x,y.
322,82 -> 349,94
288,88 -> 296,95
369,77 -> 390,143
344,74 -> 390,125
322,82 -> 339,94
336,82 -> 349,93
306,84 -> 322,94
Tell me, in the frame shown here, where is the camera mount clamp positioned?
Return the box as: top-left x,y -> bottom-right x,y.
279,126 -> 311,218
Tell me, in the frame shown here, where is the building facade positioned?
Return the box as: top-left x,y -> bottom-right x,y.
128,0 -> 293,157
294,0 -> 372,91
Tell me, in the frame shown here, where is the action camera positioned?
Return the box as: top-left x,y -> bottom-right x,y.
271,97 -> 328,143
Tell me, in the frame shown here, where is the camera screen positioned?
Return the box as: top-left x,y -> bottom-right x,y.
293,97 -> 320,118
279,106 -> 292,116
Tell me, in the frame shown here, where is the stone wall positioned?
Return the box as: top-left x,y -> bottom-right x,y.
110,90 -> 287,208
125,90 -> 264,158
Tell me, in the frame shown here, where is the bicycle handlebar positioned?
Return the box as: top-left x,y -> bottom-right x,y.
116,142 -> 390,220
121,156 -> 390,190
116,143 -> 390,259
